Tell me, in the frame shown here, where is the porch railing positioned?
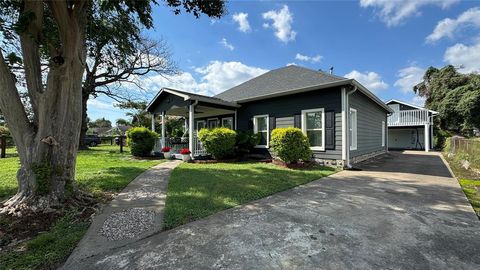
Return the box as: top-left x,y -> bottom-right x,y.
388,109 -> 431,127
154,132 -> 208,157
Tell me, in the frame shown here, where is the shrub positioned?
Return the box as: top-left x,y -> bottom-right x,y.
198,127 -> 236,159
235,130 -> 261,155
0,126 -> 10,137
126,127 -> 158,157
270,127 -> 312,164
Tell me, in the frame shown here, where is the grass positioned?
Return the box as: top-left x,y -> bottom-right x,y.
0,213 -> 89,270
0,144 -> 162,270
163,162 -> 336,230
458,179 -> 480,217
0,144 -> 161,200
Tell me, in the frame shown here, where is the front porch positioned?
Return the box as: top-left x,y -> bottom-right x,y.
146,88 -> 240,159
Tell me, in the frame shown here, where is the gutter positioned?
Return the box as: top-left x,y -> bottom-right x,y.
343,85 -> 358,169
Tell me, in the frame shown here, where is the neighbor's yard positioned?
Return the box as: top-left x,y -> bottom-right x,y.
163,162 -> 336,230
0,145 -> 162,270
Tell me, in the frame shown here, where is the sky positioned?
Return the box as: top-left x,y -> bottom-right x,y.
88,0 -> 480,123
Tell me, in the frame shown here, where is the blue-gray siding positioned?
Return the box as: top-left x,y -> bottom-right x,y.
349,91 -> 388,158
237,87 -> 343,160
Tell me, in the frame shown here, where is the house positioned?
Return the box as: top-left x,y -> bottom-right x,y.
146,65 -> 393,167
386,99 -> 438,152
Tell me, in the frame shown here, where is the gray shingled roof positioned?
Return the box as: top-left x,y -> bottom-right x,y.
215,65 -> 348,102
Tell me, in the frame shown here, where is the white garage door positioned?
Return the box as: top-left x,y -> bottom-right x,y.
388,128 -> 425,150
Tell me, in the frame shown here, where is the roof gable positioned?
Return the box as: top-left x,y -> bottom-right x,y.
215,65 -> 347,102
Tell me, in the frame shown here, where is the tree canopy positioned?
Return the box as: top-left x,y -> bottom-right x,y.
414,65 -> 480,132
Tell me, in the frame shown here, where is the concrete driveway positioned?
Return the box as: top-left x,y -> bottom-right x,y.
64,151 -> 480,269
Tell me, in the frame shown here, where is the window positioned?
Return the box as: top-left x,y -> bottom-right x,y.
381,121 -> 385,147
301,108 -> 325,150
207,118 -> 219,129
196,120 -> 206,131
349,108 -> 357,150
253,115 -> 269,148
222,117 -> 233,129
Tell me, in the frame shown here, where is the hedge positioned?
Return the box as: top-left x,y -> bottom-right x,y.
270,127 -> 312,164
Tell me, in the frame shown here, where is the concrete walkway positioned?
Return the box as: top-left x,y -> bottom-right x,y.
62,160 -> 181,268
64,152 -> 480,269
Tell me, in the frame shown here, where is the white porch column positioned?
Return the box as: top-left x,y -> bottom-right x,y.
151,113 -> 155,131
189,104 -> 195,156
185,117 -> 188,133
424,124 -> 430,152
161,112 -> 165,148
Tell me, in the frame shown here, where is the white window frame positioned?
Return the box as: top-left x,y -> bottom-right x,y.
253,114 -> 269,148
222,117 -> 234,130
301,108 -> 325,151
196,120 -> 206,131
207,118 -> 219,129
381,120 -> 385,147
349,108 -> 357,150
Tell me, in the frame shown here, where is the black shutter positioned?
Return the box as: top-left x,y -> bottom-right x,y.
248,119 -> 254,130
269,116 -> 276,131
294,114 -> 301,128
325,110 -> 335,150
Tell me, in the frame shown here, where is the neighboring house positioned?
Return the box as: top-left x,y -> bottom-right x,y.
147,65 -> 392,167
386,99 -> 438,152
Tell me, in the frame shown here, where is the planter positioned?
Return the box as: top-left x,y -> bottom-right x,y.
163,152 -> 171,159
182,154 -> 191,162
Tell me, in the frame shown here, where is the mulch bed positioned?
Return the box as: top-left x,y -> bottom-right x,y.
271,159 -> 315,169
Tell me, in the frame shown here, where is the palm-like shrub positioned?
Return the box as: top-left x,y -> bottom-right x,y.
270,127 -> 312,163
198,127 -> 236,159
126,127 -> 158,157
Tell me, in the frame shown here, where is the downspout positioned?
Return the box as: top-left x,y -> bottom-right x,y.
344,84 -> 357,169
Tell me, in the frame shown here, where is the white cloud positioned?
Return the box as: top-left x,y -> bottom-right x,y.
262,5 -> 297,43
444,41 -> 480,73
232,12 -> 251,33
286,62 -> 297,66
87,99 -> 116,110
219,38 -> 234,51
344,70 -> 389,92
394,66 -> 425,93
360,0 -> 459,27
295,53 -> 323,63
143,61 -> 268,95
426,7 -> 480,43
410,96 -> 426,107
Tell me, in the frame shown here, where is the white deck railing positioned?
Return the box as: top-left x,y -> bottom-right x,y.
153,132 -> 208,157
388,109 -> 431,127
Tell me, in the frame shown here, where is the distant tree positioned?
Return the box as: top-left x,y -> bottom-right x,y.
115,118 -> 130,126
89,118 -> 112,129
414,65 -> 480,132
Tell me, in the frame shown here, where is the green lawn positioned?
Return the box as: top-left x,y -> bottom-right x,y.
163,162 -> 336,230
0,145 -> 161,200
0,145 -> 162,270
458,179 -> 480,217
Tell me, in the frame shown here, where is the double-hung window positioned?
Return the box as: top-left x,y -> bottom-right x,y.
301,108 -> 325,151
197,120 -> 206,131
349,108 -> 357,150
222,117 -> 233,129
253,115 -> 269,148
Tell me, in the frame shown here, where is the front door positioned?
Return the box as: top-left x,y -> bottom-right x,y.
207,118 -> 218,129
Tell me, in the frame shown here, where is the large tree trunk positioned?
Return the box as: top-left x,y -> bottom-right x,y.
0,1 -> 89,215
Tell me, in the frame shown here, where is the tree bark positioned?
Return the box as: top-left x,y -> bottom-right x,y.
0,2 -> 88,215
78,87 -> 91,150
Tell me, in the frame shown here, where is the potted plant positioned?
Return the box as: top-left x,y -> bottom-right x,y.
179,148 -> 191,162
162,146 -> 172,159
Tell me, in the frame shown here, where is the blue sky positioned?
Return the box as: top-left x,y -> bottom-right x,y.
88,0 -> 480,123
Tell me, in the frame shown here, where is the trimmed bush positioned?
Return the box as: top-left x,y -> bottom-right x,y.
198,127 -> 236,159
270,127 -> 312,164
126,127 -> 158,157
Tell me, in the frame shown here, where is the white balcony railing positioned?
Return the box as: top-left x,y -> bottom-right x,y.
388,109 -> 431,126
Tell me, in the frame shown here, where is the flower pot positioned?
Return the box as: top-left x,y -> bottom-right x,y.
163,152 -> 171,159
182,154 -> 191,162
